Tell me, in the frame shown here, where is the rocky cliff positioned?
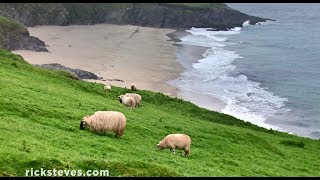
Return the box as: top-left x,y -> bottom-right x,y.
0,3 -> 272,30
0,15 -> 48,51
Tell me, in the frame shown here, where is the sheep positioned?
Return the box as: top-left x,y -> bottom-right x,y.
131,84 -> 137,91
125,93 -> 142,106
80,111 -> 126,137
104,84 -> 111,91
156,134 -> 191,157
119,95 -> 136,109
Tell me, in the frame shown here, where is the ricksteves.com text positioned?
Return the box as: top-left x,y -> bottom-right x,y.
25,168 -> 109,177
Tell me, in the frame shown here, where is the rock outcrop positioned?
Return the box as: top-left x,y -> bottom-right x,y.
0,15 -> 48,51
35,63 -> 102,80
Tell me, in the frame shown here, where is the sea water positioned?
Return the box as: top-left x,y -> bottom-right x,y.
169,3 -> 320,139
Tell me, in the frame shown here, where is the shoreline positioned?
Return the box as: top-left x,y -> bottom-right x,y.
12,23 -> 226,113
167,30 -> 226,112
12,24 -> 183,98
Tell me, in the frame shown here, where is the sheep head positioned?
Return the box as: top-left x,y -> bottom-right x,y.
80,115 -> 90,130
118,95 -> 124,103
131,84 -> 136,91
156,142 -> 163,150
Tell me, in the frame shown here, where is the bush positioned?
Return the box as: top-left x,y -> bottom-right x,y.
53,69 -> 80,80
280,140 -> 305,148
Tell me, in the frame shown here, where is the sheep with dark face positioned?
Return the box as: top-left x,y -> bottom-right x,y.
131,84 -> 137,91
125,93 -> 142,106
80,111 -> 126,138
157,134 -> 191,157
119,95 -> 136,109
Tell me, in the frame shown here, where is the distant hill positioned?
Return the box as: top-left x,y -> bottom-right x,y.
0,3 -> 271,30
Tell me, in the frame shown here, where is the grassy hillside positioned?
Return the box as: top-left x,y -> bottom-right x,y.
0,49 -> 319,177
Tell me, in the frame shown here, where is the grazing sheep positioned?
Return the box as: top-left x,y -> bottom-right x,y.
80,111 -> 126,137
119,95 -> 136,109
125,93 -> 142,106
131,84 -> 137,91
157,134 -> 191,157
104,84 -> 111,91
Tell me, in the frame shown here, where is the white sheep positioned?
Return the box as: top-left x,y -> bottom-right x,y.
157,134 -> 191,157
119,95 -> 136,109
80,111 -> 126,137
125,93 -> 142,106
104,84 -> 111,91
131,84 -> 137,91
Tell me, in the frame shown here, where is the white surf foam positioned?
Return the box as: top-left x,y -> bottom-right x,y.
256,20 -> 275,25
171,27 -> 289,131
242,20 -> 251,27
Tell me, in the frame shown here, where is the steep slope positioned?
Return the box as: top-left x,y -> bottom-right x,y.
0,15 -> 47,51
0,3 -> 271,30
0,50 -> 319,176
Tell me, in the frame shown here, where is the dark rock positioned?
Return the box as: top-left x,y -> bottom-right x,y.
0,14 -> 48,51
106,79 -> 124,82
35,63 -> 102,80
20,35 -> 48,52
6,34 -> 48,52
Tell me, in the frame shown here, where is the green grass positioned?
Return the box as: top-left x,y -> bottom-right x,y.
280,140 -> 305,148
0,16 -> 25,28
0,49 -> 319,177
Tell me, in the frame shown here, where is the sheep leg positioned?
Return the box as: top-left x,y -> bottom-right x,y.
184,149 -> 190,157
116,128 -> 124,138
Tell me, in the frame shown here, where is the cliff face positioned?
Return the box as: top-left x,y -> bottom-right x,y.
0,3 -> 271,30
0,3 -> 271,51
0,15 -> 47,51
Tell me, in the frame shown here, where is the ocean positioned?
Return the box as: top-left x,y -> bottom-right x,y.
168,3 -> 320,139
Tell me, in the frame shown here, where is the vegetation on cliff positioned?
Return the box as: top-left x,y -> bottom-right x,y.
0,15 -> 27,49
0,15 -> 47,51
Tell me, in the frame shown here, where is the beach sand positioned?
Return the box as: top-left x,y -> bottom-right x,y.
13,24 -> 182,97
12,24 -> 225,112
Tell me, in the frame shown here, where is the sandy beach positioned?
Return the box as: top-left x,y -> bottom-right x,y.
12,24 -> 225,112
13,24 -> 182,97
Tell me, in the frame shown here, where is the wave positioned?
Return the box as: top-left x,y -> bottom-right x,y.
170,27 -> 289,131
256,20 -> 276,25
242,20 -> 250,27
